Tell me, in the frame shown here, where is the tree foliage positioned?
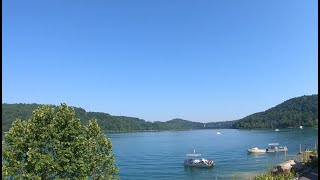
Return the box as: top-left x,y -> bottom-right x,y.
2,103 -> 118,179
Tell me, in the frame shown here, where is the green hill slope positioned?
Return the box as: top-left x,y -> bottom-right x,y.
233,94 -> 318,129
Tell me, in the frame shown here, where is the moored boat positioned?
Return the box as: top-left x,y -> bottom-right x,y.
184,150 -> 214,167
247,147 -> 267,153
266,143 -> 288,152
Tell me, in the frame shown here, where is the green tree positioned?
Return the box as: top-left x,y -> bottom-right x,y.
2,103 -> 118,179
85,119 -> 118,179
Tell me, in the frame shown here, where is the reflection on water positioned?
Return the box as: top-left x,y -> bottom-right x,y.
184,166 -> 215,179
183,166 -> 214,172
247,152 -> 266,158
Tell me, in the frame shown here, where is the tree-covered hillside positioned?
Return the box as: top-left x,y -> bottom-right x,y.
233,94 -> 318,129
2,104 -> 233,133
2,94 -> 318,132
206,120 -> 239,129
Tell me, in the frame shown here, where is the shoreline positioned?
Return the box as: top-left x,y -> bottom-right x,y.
104,126 -> 318,134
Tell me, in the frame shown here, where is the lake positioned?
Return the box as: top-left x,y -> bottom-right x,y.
107,128 -> 318,180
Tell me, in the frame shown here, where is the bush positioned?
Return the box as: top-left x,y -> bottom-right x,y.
254,171 -> 297,180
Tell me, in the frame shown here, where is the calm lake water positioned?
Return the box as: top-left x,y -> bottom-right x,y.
107,128 -> 318,180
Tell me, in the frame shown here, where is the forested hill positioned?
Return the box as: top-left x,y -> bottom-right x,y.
233,94 -> 318,129
2,94 -> 318,132
2,104 -> 234,133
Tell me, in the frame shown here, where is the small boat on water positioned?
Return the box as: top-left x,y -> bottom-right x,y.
248,143 -> 288,153
184,150 -> 214,167
275,129 -> 279,131
247,147 -> 266,153
266,143 -> 288,152
299,126 -> 303,129
217,132 -> 221,135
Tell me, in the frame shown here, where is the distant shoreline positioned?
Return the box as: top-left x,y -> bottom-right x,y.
104,126 -> 318,134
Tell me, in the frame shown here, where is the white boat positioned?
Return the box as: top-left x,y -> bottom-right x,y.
299,126 -> 303,129
247,147 -> 267,153
217,132 -> 221,135
277,146 -> 288,152
275,129 -> 279,131
184,150 -> 214,167
266,143 -> 288,152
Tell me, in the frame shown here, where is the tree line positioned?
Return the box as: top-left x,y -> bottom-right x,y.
2,94 -> 318,132
2,104 -> 235,133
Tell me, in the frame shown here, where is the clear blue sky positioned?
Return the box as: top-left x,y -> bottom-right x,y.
3,0 -> 318,122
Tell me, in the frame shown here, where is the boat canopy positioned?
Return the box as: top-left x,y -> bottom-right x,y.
186,153 -> 201,157
186,150 -> 201,157
268,143 -> 279,146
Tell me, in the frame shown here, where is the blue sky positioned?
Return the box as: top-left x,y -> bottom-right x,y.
3,0 -> 318,122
